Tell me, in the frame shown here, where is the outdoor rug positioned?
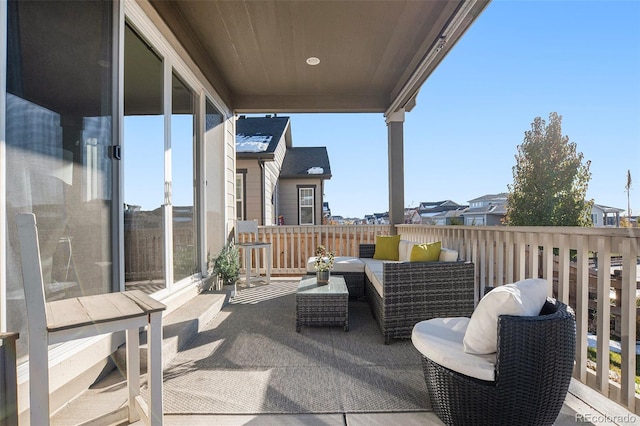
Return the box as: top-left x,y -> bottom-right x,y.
161,279 -> 432,414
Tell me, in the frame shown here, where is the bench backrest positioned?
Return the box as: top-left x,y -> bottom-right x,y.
16,213 -> 48,336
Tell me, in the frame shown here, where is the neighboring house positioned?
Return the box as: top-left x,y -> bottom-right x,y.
236,115 -> 291,225
418,200 -> 467,225
373,212 -> 390,224
323,202 -> 331,224
404,207 -> 422,224
278,146 -> 331,226
431,209 -> 466,226
330,215 -> 345,225
236,115 -> 332,226
591,204 -> 625,227
363,212 -> 389,224
463,193 -> 508,226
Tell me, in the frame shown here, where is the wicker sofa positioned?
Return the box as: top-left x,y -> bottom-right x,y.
359,243 -> 476,344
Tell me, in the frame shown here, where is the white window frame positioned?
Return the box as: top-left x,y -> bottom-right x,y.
298,187 -> 315,225
236,173 -> 245,220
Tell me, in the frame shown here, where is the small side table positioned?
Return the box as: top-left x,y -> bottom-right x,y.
296,275 -> 349,332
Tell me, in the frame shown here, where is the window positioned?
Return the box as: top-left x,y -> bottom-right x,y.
299,187 -> 315,225
236,172 -> 245,220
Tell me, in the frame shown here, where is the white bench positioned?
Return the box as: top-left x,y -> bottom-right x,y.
17,213 -> 166,425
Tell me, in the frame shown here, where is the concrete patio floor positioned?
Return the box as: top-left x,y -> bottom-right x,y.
51,278 -> 638,426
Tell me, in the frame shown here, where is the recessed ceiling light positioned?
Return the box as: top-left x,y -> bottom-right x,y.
306,57 -> 320,66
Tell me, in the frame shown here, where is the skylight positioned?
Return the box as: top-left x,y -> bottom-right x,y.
236,134 -> 272,152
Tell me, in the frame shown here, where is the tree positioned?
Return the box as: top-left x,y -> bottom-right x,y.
505,112 -> 593,226
625,169 -> 632,218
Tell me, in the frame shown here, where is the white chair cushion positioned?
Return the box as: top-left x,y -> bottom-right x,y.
412,317 -> 496,382
398,240 -> 416,262
463,278 -> 549,355
362,258 -> 385,298
438,248 -> 458,262
305,256 -> 365,273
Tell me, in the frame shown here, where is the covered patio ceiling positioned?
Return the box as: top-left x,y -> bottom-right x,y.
147,0 -> 490,115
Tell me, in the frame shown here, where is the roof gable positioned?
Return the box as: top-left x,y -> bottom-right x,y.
280,147 -> 331,178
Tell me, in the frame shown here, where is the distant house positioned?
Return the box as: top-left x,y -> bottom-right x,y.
591,204 -> 625,227
323,202 -> 331,224
330,215 -> 345,225
374,212 -> 390,224
364,212 -> 389,224
431,209 -> 465,226
418,200 -> 467,225
236,115 -> 331,225
463,193 -> 508,226
404,207 -> 421,224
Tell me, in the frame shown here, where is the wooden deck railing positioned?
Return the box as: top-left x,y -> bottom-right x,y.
239,225 -> 392,274
255,223 -> 640,414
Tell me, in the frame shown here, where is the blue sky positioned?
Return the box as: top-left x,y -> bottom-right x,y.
288,0 -> 640,219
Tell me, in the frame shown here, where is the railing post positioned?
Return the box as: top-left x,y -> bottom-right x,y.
595,236 -> 611,395
542,233 -> 554,297
556,233 -> 570,304
620,237 -> 637,411
573,234 -> 589,382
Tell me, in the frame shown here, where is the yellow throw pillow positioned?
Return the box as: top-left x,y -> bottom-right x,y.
410,241 -> 442,262
373,235 -> 401,260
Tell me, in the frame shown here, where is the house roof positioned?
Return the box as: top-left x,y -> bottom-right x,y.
418,200 -> 466,213
236,116 -> 290,156
147,1 -> 490,114
279,147 -> 332,179
464,204 -> 507,215
468,193 -> 508,203
593,204 -> 625,213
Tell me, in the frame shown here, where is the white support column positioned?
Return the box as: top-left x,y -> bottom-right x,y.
385,109 -> 405,232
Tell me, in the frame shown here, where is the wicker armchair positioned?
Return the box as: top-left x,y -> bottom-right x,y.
359,243 -> 476,344
420,298 -> 576,426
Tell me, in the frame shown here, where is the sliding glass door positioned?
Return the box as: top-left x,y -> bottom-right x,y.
171,73 -> 195,282
123,23 -> 166,292
5,0 -> 115,358
123,23 -> 198,292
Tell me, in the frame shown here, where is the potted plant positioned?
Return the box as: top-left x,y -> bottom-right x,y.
314,245 -> 335,285
209,241 -> 240,290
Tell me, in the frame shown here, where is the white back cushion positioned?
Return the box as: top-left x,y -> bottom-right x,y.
398,240 -> 415,262
439,248 -> 458,262
463,278 -> 549,355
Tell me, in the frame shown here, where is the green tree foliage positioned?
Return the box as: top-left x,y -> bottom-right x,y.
505,112 -> 593,226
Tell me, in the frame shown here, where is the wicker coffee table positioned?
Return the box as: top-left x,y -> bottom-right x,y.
296,275 -> 349,332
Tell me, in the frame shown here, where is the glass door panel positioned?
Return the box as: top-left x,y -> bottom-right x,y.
123,23 -> 166,292
171,72 -> 195,282
5,0 -> 114,359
